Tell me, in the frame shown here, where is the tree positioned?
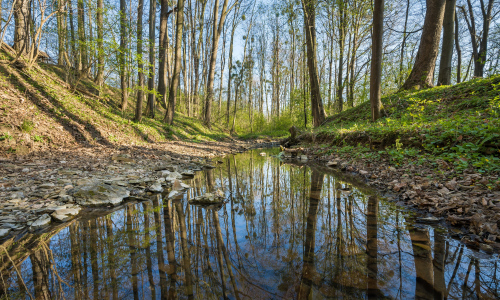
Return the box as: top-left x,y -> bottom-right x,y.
401,0 -> 446,90
77,0 -> 88,72
147,0 -> 157,118
438,0 -> 456,85
164,0 -> 186,124
96,0 -> 104,87
119,0 -> 128,111
459,0 -> 496,78
203,0 -> 232,128
57,0 -> 67,65
13,0 -> 31,55
134,0 -> 145,122
370,0 -> 384,121
301,0 -> 326,127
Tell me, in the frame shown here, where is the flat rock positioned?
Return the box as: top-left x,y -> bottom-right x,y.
51,208 -> 81,222
166,172 -> 183,181
189,189 -> 225,205
30,214 -> 51,228
417,217 -> 441,224
69,183 -> 129,206
181,170 -> 195,177
0,228 -> 11,238
327,161 -> 338,167
148,182 -> 164,193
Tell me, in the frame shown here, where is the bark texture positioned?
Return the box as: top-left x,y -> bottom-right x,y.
402,0 -> 446,90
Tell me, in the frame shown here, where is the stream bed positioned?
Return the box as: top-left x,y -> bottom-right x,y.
1,148 -> 499,299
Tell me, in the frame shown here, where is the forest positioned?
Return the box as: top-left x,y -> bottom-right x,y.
1,0 -> 499,134
2,0 -> 500,298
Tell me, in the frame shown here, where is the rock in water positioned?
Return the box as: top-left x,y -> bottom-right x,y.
181,170 -> 195,177
148,182 -> 164,193
30,214 -> 51,229
51,208 -> 81,222
69,183 -> 129,206
172,179 -> 190,191
0,228 -> 11,238
166,172 -> 183,182
326,161 -> 338,167
189,189 -> 225,205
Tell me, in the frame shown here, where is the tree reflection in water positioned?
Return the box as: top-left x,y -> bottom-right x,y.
0,149 -> 499,299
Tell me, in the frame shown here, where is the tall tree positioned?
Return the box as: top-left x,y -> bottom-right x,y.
119,0 -> 128,111
203,0 -> 232,127
96,0 -> 104,87
57,0 -> 67,65
370,0 -> 384,121
147,0 -> 157,118
336,0 -> 347,111
77,0 -> 87,72
460,0 -> 496,78
158,3 -> 174,112
226,7 -> 240,125
164,0 -> 186,124
301,0 -> 326,127
13,0 -> 31,55
455,9 -> 462,83
438,0 -> 456,85
402,0 -> 446,89
134,0 -> 145,122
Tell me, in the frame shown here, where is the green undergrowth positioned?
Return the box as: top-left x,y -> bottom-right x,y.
0,57 -> 232,152
309,75 -> 500,174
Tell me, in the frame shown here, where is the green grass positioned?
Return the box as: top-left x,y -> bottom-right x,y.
308,75 -> 500,174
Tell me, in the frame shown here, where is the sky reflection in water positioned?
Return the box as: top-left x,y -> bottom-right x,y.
1,148 -> 499,299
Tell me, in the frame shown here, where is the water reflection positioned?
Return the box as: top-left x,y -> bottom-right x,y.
1,148 -> 499,299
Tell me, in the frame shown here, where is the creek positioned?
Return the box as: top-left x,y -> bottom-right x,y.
1,148 -> 499,299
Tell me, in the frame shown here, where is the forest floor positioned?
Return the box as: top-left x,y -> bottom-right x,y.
288,75 -> 500,253
0,48 -> 258,158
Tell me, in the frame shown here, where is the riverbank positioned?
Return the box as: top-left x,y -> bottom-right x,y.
0,139 -> 276,241
282,75 -> 500,253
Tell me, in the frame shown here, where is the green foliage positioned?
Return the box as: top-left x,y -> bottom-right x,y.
0,132 -> 13,141
20,119 -> 34,133
32,135 -> 44,142
315,75 -> 500,174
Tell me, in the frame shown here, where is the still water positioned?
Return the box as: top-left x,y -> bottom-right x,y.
1,148 -> 499,299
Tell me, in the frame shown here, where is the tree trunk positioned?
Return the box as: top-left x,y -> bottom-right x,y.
402,0 -> 446,90
336,3 -> 346,112
96,0 -> 104,87
226,15 -> 238,125
77,0 -> 87,72
475,0 -> 494,77
68,0 -> 76,63
119,0 -> 128,111
14,0 -> 31,55
203,0 -> 231,128
302,0 -> 326,127
437,0 -> 456,85
158,2 -> 171,110
147,0 -> 156,118
164,0 -> 185,124
370,0 -> 384,122
399,0 -> 410,86
57,0 -> 66,65
134,0 -> 145,122
455,9 -> 461,83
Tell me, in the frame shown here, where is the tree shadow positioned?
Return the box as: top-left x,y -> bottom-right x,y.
0,64 -> 112,147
